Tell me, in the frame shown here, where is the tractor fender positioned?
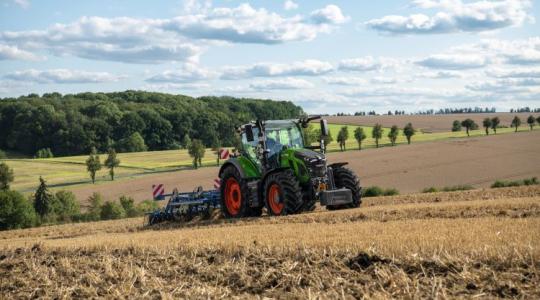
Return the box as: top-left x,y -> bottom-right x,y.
258,167 -> 290,201
218,159 -> 246,179
328,162 -> 348,169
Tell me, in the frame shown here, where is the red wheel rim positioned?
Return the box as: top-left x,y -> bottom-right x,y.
225,178 -> 241,215
268,184 -> 284,215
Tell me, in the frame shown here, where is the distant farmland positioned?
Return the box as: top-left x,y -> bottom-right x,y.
327,112 -> 540,133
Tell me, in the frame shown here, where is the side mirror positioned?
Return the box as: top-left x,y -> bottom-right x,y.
245,124 -> 254,142
320,119 -> 329,137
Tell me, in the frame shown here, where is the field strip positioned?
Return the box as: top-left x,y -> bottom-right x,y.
363,186 -> 540,206
1,217 -> 537,259
1,197 -> 539,249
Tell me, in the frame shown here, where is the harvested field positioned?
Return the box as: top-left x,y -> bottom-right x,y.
68,130 -> 540,203
1,186 -> 539,298
327,112 -> 540,133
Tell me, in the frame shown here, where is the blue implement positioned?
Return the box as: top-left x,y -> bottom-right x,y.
146,186 -> 221,226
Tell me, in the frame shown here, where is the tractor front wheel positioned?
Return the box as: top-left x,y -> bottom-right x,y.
264,170 -> 303,216
327,167 -> 362,210
220,165 -> 255,218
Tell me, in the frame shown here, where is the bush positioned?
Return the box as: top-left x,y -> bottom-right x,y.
53,190 -> 80,222
0,150 -> 6,159
136,199 -> 159,213
441,185 -> 474,192
0,190 -> 37,230
87,192 -> 104,221
383,188 -> 400,196
100,201 -> 126,220
0,162 -> 14,190
119,195 -> 139,217
362,186 -> 399,197
35,148 -> 54,158
422,187 -> 439,193
491,177 -> 538,188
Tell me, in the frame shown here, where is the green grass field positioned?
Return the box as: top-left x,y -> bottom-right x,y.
326,123 -> 531,151
1,123 -> 535,193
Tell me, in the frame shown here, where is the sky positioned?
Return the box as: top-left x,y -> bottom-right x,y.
0,0 -> 539,114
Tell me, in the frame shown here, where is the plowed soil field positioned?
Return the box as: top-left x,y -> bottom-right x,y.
327,112 -> 540,133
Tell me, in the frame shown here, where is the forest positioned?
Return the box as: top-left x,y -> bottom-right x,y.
0,91 -> 304,156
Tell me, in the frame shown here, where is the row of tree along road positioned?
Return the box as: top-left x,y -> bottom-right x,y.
453,115 -> 540,136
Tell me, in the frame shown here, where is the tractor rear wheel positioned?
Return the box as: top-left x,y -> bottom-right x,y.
327,167 -> 361,210
264,170 -> 303,216
220,165 -> 256,218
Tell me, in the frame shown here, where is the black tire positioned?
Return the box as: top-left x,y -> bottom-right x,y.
299,190 -> 317,212
220,165 -> 256,218
327,167 -> 361,210
264,170 -> 303,216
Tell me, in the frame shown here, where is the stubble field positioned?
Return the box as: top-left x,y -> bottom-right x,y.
1,186 -> 539,298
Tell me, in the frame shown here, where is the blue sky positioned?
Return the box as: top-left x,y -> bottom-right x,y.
0,0 -> 539,113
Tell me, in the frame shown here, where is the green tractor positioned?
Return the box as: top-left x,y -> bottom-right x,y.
218,116 -> 362,218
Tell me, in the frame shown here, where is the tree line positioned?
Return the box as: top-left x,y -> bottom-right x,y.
0,91 -> 303,157
452,115 -> 540,136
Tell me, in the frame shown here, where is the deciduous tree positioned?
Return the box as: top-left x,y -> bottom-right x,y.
482,118 -> 492,136
188,139 -> 205,169
527,115 -> 536,130
353,127 -> 366,150
461,119 -> 477,137
511,116 -> 521,132
388,125 -> 399,146
403,123 -> 415,144
451,120 -> 461,132
86,147 -> 102,184
491,117 -> 500,134
104,148 -> 120,180
372,124 -> 383,148
337,126 -> 349,151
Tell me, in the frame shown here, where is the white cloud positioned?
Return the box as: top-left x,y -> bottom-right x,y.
323,76 -> 367,86
221,59 -> 334,79
338,56 -> 400,72
284,0 -> 298,11
143,82 -> 211,92
0,3 -> 347,63
0,16 -> 200,64
13,0 -> 29,9
3,69 -> 126,84
371,76 -> 399,84
163,3 -> 347,44
145,64 -> 216,83
417,71 -> 464,78
0,44 -> 43,61
416,54 -> 487,69
310,5 -> 349,25
466,79 -> 540,93
487,67 -> 540,78
250,78 -> 314,90
366,0 -> 533,35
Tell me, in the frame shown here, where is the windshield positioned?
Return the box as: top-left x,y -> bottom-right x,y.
265,121 -> 304,155
241,120 -> 304,162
